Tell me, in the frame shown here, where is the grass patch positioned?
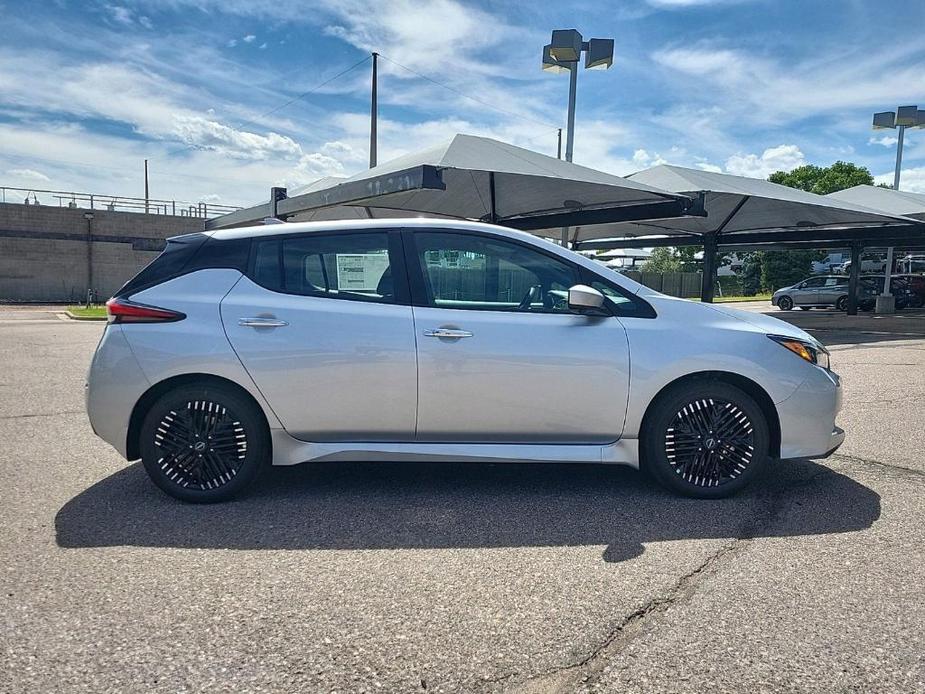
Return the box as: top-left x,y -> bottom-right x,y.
67,305 -> 108,318
714,293 -> 773,303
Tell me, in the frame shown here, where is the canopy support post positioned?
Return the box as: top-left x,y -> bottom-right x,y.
700,233 -> 718,303
847,241 -> 862,316
488,171 -> 497,223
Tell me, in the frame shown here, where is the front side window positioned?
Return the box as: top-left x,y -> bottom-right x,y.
252,232 -> 394,303
414,231 -> 579,313
802,277 -> 825,288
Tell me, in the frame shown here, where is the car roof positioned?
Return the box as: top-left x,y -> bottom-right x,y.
202,217 -> 536,242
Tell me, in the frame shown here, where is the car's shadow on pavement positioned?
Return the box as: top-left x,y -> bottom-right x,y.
56,458 -> 880,563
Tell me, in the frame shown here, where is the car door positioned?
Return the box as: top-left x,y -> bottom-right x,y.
221,229 -> 417,442
819,277 -> 848,305
405,228 -> 630,444
792,277 -> 825,305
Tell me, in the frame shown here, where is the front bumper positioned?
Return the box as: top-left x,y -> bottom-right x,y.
776,366 -> 844,459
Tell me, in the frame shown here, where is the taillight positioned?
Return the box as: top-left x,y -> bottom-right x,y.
105,298 -> 186,324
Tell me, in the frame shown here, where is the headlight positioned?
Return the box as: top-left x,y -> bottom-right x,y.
768,334 -> 830,370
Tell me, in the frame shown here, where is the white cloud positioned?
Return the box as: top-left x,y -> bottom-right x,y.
632,148 -> 670,168
875,167 -> 925,194
172,115 -> 302,160
242,34 -> 256,43
652,44 -> 925,124
869,135 -> 899,147
695,162 -> 723,173
259,42 -> 267,49
226,38 -> 237,47
7,168 -> 51,182
724,144 -> 806,178
105,4 -> 133,24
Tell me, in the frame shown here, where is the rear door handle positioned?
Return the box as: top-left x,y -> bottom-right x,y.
423,328 -> 473,338
239,317 -> 289,328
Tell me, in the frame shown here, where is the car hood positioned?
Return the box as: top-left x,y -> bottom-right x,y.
644,293 -> 816,344
702,302 -> 817,343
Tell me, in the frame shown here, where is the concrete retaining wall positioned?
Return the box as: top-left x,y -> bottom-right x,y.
0,203 -> 204,302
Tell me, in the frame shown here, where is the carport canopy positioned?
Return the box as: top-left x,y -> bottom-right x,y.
827,185 -> 925,222
205,134 -> 699,235
571,165 -> 925,311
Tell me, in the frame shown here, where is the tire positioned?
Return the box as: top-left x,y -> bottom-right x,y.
641,381 -> 770,499
139,383 -> 270,503
836,296 -> 848,312
777,296 -> 793,311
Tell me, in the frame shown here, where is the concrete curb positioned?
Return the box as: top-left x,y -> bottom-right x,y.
63,310 -> 107,322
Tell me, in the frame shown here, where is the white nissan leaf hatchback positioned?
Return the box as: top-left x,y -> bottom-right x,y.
86,219 -> 844,503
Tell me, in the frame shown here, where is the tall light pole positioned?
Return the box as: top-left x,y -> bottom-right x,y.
871,105 -> 925,312
542,30 -> 614,163
369,52 -> 379,168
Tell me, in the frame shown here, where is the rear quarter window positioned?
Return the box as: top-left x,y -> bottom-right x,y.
114,234 -> 250,298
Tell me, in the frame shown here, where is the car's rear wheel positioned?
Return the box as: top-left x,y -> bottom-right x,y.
140,383 -> 270,503
642,381 -> 770,499
777,296 -> 793,311
836,296 -> 849,311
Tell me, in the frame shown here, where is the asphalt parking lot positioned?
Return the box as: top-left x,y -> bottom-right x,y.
1,303 -> 923,693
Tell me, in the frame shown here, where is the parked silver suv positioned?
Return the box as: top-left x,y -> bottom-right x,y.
87,219 -> 844,502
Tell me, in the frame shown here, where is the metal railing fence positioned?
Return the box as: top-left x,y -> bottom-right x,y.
1,185 -> 241,219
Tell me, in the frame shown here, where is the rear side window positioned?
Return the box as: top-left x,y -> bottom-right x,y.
115,234 -> 250,298
251,232 -> 395,303
115,233 -> 207,297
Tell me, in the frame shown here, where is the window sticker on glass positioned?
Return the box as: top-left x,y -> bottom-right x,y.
335,253 -> 390,291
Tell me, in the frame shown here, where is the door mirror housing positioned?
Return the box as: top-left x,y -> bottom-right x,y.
568,284 -> 606,313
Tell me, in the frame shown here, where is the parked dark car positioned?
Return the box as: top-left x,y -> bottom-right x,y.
862,274 -> 925,309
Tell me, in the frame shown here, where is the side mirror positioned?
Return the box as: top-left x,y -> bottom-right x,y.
568,284 -> 606,313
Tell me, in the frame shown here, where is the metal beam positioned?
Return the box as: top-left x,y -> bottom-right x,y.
574,223 -> 925,251
847,241 -> 862,316
504,198 -> 693,231
206,165 -> 447,229
700,233 -> 718,303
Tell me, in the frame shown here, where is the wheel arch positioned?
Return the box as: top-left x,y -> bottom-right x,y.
639,371 -> 781,463
126,373 -> 271,461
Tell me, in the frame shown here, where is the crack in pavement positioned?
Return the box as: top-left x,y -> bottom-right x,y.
0,410 -> 84,420
495,468 -> 830,694
829,452 -> 925,480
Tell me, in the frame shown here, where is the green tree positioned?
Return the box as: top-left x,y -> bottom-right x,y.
760,250 -> 820,290
768,161 -> 874,195
751,160 -> 873,289
641,247 -> 682,273
738,252 -> 763,296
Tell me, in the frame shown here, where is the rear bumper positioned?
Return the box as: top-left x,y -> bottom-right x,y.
86,325 -> 150,459
776,366 -> 844,459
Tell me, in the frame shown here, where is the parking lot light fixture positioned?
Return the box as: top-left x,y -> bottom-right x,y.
542,29 -> 614,163
870,105 -> 925,309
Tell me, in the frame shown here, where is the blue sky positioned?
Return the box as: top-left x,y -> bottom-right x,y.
1,0 -> 924,207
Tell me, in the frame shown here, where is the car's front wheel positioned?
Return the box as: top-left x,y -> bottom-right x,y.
777,296 -> 793,311
139,383 -> 270,503
642,381 -> 770,499
836,296 -> 849,312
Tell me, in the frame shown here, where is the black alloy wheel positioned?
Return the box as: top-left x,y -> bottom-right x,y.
643,381 -> 769,498
778,296 -> 793,311
140,384 -> 269,502
664,398 -> 756,488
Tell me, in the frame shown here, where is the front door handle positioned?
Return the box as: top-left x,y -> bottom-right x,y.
239,317 -> 289,328
423,328 -> 473,338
